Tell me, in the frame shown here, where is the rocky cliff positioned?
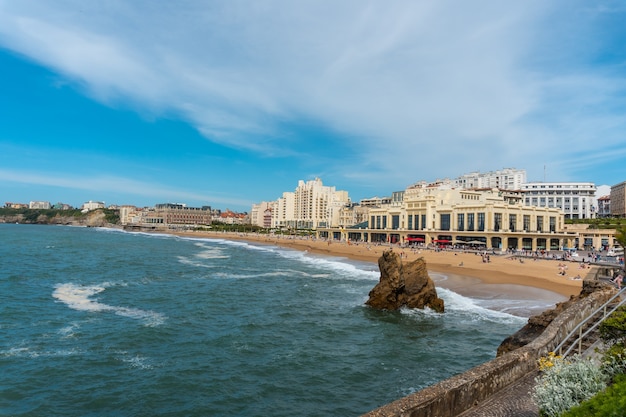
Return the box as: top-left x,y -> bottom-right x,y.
366,250 -> 445,312
496,279 -> 617,356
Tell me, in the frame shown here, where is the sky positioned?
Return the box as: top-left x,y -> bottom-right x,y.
1,1 -> 625,212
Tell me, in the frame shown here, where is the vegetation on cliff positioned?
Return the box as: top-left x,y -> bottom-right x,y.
0,208 -> 120,226
533,305 -> 626,416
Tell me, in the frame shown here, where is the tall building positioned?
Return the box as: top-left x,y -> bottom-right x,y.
520,182 -> 597,219
270,178 -> 350,229
610,181 -> 626,218
455,168 -> 527,190
272,191 -> 295,229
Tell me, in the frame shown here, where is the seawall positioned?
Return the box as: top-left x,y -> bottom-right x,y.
362,283 -> 615,417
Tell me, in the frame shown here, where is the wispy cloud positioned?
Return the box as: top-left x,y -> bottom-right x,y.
0,0 -> 624,188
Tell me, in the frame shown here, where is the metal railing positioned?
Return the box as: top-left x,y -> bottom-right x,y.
555,287 -> 626,357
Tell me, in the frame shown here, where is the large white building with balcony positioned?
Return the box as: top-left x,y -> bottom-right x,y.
520,182 -> 597,219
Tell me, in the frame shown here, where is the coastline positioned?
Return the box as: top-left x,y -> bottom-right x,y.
165,230 -> 588,298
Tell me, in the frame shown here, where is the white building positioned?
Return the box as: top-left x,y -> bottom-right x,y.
520,182 -> 597,219
250,201 -> 274,228
455,168 -> 527,190
81,201 -> 106,212
272,191 -> 295,229
29,201 -> 51,209
270,178 -> 350,229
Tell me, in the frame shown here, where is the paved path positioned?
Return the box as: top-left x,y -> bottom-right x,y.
456,371 -> 539,417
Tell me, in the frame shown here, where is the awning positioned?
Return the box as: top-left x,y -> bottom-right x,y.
406,237 -> 424,241
433,239 -> 451,243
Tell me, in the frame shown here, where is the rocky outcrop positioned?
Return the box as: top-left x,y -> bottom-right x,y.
365,250 -> 444,312
496,279 -> 617,356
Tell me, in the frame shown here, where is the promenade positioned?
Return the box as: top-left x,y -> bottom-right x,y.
457,371 -> 539,417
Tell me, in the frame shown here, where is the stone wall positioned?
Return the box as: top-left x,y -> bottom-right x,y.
361,286 -> 615,417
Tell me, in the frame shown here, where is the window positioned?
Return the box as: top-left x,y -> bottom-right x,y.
549,217 -> 556,232
457,213 -> 464,231
382,216 -> 387,229
421,214 -> 426,230
408,215 -> 413,230
467,213 -> 475,231
537,216 -> 543,232
371,216 -> 375,229
509,214 -> 517,232
477,213 -> 485,231
391,215 -> 400,230
440,214 -> 451,231
494,213 -> 502,231
523,215 -> 530,231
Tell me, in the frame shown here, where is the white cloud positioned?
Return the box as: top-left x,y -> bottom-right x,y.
0,0 -> 624,187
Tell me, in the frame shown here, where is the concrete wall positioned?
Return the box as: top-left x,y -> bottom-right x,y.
362,287 -> 614,417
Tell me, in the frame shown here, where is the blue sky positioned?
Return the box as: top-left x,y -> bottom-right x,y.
1,1 -> 625,212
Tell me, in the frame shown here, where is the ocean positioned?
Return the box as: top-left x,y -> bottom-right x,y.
0,224 -> 565,416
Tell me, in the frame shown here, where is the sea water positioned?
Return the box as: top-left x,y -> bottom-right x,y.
0,224 -> 564,416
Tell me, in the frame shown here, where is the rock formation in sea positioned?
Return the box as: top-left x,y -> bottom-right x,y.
365,250 -> 445,313
496,279 -> 617,356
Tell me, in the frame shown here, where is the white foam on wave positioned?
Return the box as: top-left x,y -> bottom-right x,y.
277,249 -> 380,281
399,287 -> 526,325
1,346 -> 81,359
177,256 -> 216,268
192,243 -> 230,260
183,237 -> 380,281
53,283 -> 165,327
116,351 -> 154,370
213,269 -> 332,280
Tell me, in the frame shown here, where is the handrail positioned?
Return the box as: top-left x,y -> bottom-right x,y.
555,287 -> 626,357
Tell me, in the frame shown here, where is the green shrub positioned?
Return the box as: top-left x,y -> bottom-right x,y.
560,374 -> 626,417
532,355 -> 607,417
600,307 -> 626,347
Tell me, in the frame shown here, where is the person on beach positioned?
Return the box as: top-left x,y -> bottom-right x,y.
613,274 -> 623,290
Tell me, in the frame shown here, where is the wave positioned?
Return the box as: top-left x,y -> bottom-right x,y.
1,346 -> 81,359
212,269 -> 332,280
438,288 -> 527,324
52,283 -> 165,327
178,236 -> 380,281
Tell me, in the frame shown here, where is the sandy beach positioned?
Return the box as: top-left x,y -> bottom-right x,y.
166,230 -> 590,298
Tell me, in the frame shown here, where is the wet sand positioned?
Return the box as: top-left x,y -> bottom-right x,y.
167,231 -> 590,298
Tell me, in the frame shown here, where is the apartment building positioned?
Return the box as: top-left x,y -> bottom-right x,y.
250,201 -> 274,228
455,168 -> 527,191
611,181 -> 626,218
597,195 -> 611,218
520,182 -> 597,219
270,178 -> 350,229
29,201 -> 51,209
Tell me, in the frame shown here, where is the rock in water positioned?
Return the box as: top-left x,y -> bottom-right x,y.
366,250 -> 444,313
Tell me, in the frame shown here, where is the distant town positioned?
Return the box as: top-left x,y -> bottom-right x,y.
3,168 -> 626,253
